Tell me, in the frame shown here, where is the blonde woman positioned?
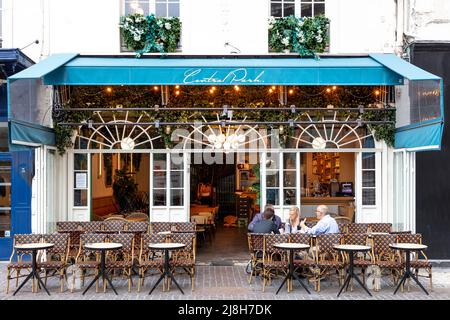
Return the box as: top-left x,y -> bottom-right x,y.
284,207 -> 301,234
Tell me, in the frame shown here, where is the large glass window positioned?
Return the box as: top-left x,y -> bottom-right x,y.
124,0 -> 180,17
270,0 -> 325,17
265,152 -> 298,206
0,160 -> 11,237
361,152 -> 376,206
152,153 -> 184,207
74,154 -> 88,207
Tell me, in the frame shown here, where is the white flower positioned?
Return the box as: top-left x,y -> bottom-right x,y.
134,35 -> 141,41
268,23 -> 273,30
281,37 -> 290,46
165,22 -> 172,30
297,20 -> 304,27
316,35 -> 322,43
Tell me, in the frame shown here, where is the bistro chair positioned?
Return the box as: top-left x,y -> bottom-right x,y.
137,233 -> 167,292
150,222 -> 172,234
313,233 -> 345,292
369,223 -> 392,233
371,234 -> 402,291
347,223 -> 370,234
289,233 -> 315,291
190,215 -> 209,246
39,233 -> 70,293
125,221 -> 150,254
56,222 -> 82,261
342,233 -> 373,289
105,233 -> 135,292
6,234 -> 43,294
395,233 -> 432,290
73,233 -> 107,293
261,234 -> 290,292
247,233 -> 265,284
304,221 -> 317,229
168,232 -> 197,291
390,230 -> 412,235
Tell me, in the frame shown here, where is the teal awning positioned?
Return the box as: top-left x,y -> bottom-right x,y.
9,119 -> 55,147
36,55 -> 407,86
7,53 -> 444,151
8,53 -> 78,81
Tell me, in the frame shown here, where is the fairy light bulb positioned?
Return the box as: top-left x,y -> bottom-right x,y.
175,85 -> 180,89
326,88 -> 331,93
175,90 -> 180,96
106,87 -> 112,93
234,85 -> 240,91
288,89 -> 294,95
332,86 -> 337,90
271,86 -> 276,90
375,90 -> 380,96
153,86 -> 159,91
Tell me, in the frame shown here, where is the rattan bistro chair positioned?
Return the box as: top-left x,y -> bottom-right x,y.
170,222 -> 196,233
290,233 -> 315,291
168,232 -> 197,291
314,233 -> 345,292
137,233 -> 166,292
261,234 -> 290,292
39,233 -> 70,292
396,233 -> 432,290
6,234 -> 42,294
150,222 -> 172,234
105,233 -> 135,292
371,234 -> 403,291
247,233 -> 265,284
103,220 -> 126,233
73,233 -> 107,293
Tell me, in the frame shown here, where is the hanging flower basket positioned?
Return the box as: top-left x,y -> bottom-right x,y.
119,13 -> 181,57
268,15 -> 330,56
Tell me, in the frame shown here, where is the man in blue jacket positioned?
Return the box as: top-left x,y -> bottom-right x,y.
248,204 -> 282,232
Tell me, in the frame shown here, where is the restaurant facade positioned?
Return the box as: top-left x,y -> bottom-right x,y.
0,0 -> 447,260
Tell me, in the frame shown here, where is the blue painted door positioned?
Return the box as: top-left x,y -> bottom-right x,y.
0,150 -> 33,260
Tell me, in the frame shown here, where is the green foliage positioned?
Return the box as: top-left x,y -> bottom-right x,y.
362,109 -> 396,147
53,85 -> 395,152
119,13 -> 181,57
268,15 -> 330,56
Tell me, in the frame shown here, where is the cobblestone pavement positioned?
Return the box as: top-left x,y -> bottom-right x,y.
1,263 -> 449,300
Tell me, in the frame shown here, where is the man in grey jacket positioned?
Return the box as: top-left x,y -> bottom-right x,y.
248,204 -> 282,232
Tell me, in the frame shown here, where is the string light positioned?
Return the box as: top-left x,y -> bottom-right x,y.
332,86 -> 337,90
211,86 -> 216,91
326,88 -> 331,93
153,86 -> 159,91
106,87 -> 112,93
175,85 -> 180,89
234,85 -> 240,91
209,89 -> 214,94
175,90 -> 180,96
269,88 -> 273,93
271,85 -> 276,90
374,90 -> 380,96
288,89 -> 294,95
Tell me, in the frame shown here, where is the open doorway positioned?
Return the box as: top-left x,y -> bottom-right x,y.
189,153 -> 261,264
91,153 -> 150,221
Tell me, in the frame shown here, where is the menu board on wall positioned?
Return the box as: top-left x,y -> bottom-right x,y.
75,173 -> 87,189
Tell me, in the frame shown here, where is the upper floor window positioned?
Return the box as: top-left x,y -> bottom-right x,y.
123,0 -> 180,17
270,0 -> 325,18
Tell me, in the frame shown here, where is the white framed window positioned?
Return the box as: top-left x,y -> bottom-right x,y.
123,0 -> 180,17
152,153 -> 184,207
361,152 -> 376,206
270,0 -> 325,18
73,153 -> 89,207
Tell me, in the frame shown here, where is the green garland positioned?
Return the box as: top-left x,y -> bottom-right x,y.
268,15 -> 330,56
54,86 -> 395,152
119,13 -> 181,57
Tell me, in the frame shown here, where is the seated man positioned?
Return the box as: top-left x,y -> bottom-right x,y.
300,205 -> 339,235
248,204 -> 282,232
252,208 -> 280,234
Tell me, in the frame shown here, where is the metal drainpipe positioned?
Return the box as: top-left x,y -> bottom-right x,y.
394,0 -> 405,57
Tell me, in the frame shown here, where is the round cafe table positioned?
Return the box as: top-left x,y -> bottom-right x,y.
333,244 -> 372,297
273,243 -> 311,294
389,243 -> 429,295
82,242 -> 123,295
148,242 -> 186,295
13,243 -> 54,296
